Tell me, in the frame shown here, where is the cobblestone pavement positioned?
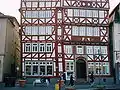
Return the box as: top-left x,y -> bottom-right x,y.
0,83 -> 65,90
0,83 -> 120,90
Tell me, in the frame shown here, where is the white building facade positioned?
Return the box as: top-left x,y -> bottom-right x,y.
0,13 -> 20,82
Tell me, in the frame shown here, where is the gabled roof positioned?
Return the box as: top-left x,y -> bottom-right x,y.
0,12 -> 19,26
109,2 -> 120,17
109,2 -> 120,23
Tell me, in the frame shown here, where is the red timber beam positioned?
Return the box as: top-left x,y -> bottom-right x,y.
61,8 -> 65,72
55,8 -> 59,77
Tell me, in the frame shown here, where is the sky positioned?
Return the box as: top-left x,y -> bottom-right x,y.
0,0 -> 119,22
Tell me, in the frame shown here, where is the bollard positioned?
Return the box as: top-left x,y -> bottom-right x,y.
55,83 -> 59,90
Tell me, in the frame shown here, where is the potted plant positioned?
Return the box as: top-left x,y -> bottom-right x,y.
18,77 -> 26,87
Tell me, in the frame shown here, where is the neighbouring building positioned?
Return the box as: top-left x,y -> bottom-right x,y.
109,2 -> 120,84
0,12 -> 20,82
20,0 -> 113,83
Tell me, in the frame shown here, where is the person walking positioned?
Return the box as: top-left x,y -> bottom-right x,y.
69,74 -> 74,86
62,72 -> 66,85
90,72 -> 95,87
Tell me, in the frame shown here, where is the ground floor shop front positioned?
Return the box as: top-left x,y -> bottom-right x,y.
23,56 -> 111,81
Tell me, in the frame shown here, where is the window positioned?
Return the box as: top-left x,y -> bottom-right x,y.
72,26 -> 86,36
80,10 -> 86,17
72,26 -> 78,36
74,9 -> 79,16
45,26 -> 52,35
25,26 -> 32,35
87,27 -> 93,36
66,61 -> 74,71
88,62 -> 110,75
86,10 -> 92,17
25,61 -> 53,76
68,9 -> 73,17
47,66 -> 52,75
102,62 -> 109,75
31,26 -> 38,35
26,11 -> 32,18
79,27 -> 85,36
72,26 -> 100,36
26,66 -> 31,75
86,46 -> 93,54
93,10 -> 98,17
32,43 -> 38,52
32,66 -> 38,75
64,45 -> 72,54
32,2 -> 38,7
39,10 -> 52,18
94,46 -> 100,54
93,27 -> 99,36
25,43 -> 31,52
99,11 -> 104,18
88,62 -> 94,74
39,26 -> 45,35
39,1 -> 45,7
65,61 -> 74,80
26,2 -> 31,7
39,62 -> 53,76
76,46 -> 83,54
46,10 -> 52,18
39,43 -> 52,52
26,10 -> 52,18
46,2 -> 51,7
39,43 -> 45,52
32,11 -> 38,18
39,26 -> 52,35
101,46 -> 107,54
40,66 -> 45,75
46,43 -> 52,52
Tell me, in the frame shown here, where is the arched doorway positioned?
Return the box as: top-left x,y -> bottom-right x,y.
76,59 -> 86,79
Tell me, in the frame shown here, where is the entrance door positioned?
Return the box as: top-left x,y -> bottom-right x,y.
76,60 -> 86,79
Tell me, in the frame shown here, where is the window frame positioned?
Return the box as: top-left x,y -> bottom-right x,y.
25,61 -> 53,76
25,43 -> 31,52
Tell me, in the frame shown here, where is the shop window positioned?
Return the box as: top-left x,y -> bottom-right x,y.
47,66 -> 52,75
26,66 -> 31,75
32,66 -> 38,75
25,61 -> 53,76
40,66 -> 45,75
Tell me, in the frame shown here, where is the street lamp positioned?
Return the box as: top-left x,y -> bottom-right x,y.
16,66 -> 19,78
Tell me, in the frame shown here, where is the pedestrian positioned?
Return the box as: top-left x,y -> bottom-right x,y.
62,72 -> 66,85
69,74 -> 74,86
89,72 -> 95,87
59,73 -> 62,81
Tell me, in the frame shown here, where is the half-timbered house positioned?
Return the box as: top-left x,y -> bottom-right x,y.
20,0 -> 112,82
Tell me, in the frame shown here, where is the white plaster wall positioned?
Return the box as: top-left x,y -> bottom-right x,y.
0,56 -> 4,82
0,19 -> 6,82
0,19 -> 6,54
113,23 -> 120,64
